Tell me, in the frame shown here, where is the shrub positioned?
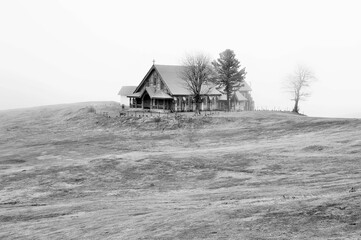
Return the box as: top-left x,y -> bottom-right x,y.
154,116 -> 162,123
87,106 -> 96,113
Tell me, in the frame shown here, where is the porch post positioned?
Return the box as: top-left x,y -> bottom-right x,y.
163,99 -> 165,110
141,95 -> 144,109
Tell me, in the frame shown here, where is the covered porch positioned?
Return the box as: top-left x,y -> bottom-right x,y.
172,95 -> 220,112
128,87 -> 173,111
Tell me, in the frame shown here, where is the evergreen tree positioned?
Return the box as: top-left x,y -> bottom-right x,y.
212,49 -> 246,111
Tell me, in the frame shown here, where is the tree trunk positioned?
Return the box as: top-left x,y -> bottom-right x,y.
194,95 -> 201,114
292,99 -> 299,113
195,102 -> 201,114
227,94 -> 230,111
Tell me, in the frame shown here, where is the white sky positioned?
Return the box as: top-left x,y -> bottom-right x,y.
1,0 -> 360,117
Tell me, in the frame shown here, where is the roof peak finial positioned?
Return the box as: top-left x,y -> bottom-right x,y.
152,59 -> 155,65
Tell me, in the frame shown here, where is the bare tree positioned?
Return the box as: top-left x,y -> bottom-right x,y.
180,53 -> 214,114
285,65 -> 316,114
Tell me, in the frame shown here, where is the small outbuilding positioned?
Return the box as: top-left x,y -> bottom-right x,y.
117,86 -> 137,106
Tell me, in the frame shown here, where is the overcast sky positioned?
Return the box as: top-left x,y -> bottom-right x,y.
1,0 -> 360,117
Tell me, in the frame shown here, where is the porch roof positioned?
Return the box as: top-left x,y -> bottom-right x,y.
127,90 -> 143,98
127,87 -> 173,99
145,87 -> 173,99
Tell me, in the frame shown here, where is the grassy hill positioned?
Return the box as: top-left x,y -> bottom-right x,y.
1,102 -> 361,239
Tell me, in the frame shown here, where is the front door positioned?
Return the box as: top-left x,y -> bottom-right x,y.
143,93 -> 151,109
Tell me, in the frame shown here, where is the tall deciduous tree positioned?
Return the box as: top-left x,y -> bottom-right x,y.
212,49 -> 246,111
285,65 -> 316,114
180,53 -> 214,114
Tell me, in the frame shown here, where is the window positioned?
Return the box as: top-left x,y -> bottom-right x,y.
160,80 -> 164,89
153,72 -> 157,86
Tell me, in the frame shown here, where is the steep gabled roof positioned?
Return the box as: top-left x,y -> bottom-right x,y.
133,64 -> 221,96
118,86 -> 137,96
154,65 -> 189,95
200,83 -> 221,95
127,90 -> 143,98
234,92 -> 248,101
219,92 -> 248,101
239,81 -> 252,92
155,64 -> 222,96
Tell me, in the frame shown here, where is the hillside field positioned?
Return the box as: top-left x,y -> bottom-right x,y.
1,101 -> 361,239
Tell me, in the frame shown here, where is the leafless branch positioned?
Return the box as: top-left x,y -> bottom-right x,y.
284,65 -> 316,113
179,53 -> 214,113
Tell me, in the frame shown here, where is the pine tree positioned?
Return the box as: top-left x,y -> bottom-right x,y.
212,49 -> 246,111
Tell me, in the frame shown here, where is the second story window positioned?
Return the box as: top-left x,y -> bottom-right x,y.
153,73 -> 157,86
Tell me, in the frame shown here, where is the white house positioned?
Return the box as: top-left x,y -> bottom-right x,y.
117,86 -> 137,106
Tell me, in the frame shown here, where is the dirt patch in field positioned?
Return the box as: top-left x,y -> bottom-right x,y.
303,145 -> 330,151
0,211 -> 72,223
0,159 -> 26,164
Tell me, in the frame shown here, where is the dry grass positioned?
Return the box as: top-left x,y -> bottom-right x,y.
1,102 -> 361,239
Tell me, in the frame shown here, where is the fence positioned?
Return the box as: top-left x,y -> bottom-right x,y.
253,107 -> 305,115
121,110 -> 225,118
98,106 -> 298,119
